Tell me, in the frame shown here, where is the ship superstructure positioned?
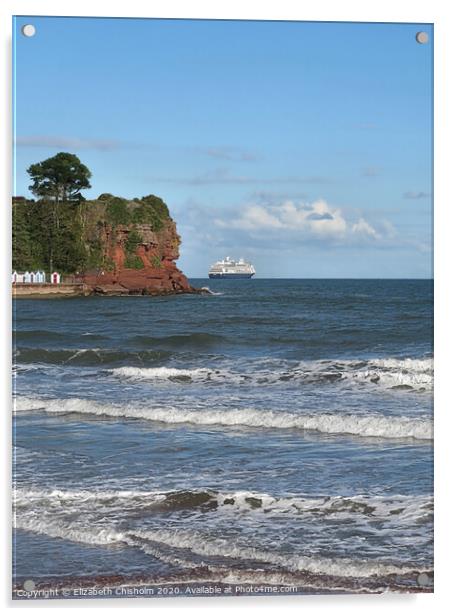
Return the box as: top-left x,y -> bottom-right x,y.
208,257 -> 256,279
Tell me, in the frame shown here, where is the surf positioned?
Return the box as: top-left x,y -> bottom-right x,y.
14,396 -> 433,440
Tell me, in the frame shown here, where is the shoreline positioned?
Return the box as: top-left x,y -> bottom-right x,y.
12,283 -> 201,298
12,571 -> 433,599
12,283 -> 91,298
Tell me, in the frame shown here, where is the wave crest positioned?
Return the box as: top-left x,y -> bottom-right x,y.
14,487 -> 432,582
14,396 -> 433,440
108,356 -> 433,392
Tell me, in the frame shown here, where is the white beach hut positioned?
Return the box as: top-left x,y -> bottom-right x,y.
35,270 -> 46,283
51,272 -> 61,284
23,271 -> 31,283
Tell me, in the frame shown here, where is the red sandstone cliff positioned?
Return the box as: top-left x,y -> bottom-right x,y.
82,213 -> 195,296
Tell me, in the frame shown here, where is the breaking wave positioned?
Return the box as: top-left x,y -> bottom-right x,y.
350,358 -> 433,390
14,396 -> 433,440
108,356 -> 433,391
14,487 -> 432,521
14,487 -> 432,582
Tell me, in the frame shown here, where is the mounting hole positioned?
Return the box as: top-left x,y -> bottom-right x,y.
21,24 -> 36,38
417,573 -> 433,587
23,579 -> 36,591
415,31 -> 429,44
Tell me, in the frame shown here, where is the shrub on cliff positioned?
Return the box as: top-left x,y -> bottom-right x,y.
125,230 -> 143,254
97,193 -> 115,201
141,194 -> 170,219
130,196 -> 170,231
124,255 -> 144,269
106,197 -> 131,226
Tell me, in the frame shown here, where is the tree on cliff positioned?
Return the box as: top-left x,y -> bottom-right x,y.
26,152 -> 92,272
27,152 -> 92,204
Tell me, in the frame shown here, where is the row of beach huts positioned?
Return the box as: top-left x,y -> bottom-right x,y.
12,270 -> 61,284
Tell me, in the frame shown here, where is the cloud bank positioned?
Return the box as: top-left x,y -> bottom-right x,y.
214,199 -> 383,243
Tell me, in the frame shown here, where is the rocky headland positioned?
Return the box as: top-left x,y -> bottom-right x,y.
13,193 -> 198,297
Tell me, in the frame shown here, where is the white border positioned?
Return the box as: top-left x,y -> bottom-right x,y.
1,1 -> 450,614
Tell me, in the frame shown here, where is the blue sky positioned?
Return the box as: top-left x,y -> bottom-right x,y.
13,17 -> 433,278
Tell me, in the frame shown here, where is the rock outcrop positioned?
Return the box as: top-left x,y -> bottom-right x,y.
13,191 -> 197,297
83,218 -> 195,296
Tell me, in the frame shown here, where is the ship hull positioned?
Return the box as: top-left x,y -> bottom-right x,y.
208,273 -> 255,279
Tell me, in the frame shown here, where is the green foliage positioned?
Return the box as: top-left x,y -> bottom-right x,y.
106,197 -> 130,226
103,257 -> 116,272
151,255 -> 162,268
12,199 -> 34,270
101,193 -> 170,231
124,255 -> 144,269
27,152 -> 91,202
12,198 -> 88,273
125,230 -> 143,254
132,195 -> 169,231
141,194 -> 170,218
12,152 -> 92,273
123,229 -> 144,269
85,238 -> 104,270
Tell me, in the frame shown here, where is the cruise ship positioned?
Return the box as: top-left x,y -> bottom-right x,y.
208,257 -> 256,279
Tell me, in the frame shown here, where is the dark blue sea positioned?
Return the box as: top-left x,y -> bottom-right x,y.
13,279 -> 434,595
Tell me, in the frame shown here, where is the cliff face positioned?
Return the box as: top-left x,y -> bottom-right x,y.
82,199 -> 194,295
84,218 -> 193,295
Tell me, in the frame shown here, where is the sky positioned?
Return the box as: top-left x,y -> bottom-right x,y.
13,17 -> 433,278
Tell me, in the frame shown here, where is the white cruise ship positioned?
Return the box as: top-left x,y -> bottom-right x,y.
208,257 -> 256,279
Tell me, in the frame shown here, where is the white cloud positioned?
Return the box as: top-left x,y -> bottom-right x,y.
215,199 -> 380,242
216,204 -> 284,230
352,218 -> 380,239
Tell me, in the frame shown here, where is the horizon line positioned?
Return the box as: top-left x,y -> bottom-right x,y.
187,276 -> 433,280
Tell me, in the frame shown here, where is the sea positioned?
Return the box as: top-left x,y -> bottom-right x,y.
12,279 -> 434,597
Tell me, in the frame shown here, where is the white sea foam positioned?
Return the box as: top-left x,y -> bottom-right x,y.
14,487 -> 166,508
14,515 -> 428,580
14,487 -> 432,580
15,516 -> 126,547
14,396 -> 49,412
108,356 -> 433,391
110,366 -> 213,381
14,396 -> 433,440
132,527 -> 424,579
200,286 -> 224,296
14,487 -> 431,522
349,358 -> 433,390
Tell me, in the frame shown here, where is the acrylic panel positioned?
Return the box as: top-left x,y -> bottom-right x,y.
12,16 -> 433,600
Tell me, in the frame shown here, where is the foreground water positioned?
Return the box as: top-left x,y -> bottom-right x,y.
13,279 -> 433,595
